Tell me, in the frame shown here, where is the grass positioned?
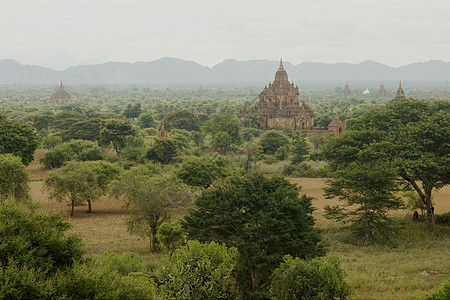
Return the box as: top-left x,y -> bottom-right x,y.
27,150 -> 450,299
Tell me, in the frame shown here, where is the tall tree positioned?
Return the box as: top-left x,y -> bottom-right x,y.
183,172 -> 325,297
323,99 -> 450,228
0,114 -> 39,166
0,154 -> 30,202
203,114 -> 242,145
100,118 -> 136,153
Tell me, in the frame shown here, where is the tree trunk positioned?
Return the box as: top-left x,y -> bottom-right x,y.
149,226 -> 159,252
425,191 -> 434,229
71,200 -> 75,217
87,200 -> 92,213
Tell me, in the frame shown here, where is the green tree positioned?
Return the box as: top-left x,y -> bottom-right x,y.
100,118 -> 136,153
111,166 -> 192,252
203,114 -> 242,145
45,161 -> 102,216
60,118 -> 102,141
162,109 -> 200,131
270,255 -> 352,300
291,135 -> 309,164
211,131 -> 232,154
32,114 -> 55,132
0,154 -> 30,202
41,135 -> 63,149
245,142 -> 263,170
309,134 -> 325,152
177,155 -> 229,188
259,130 -> 289,155
146,138 -> 179,164
40,144 -> 75,169
0,114 -> 39,166
52,111 -> 85,132
157,240 -> 239,299
183,172 -> 325,297
138,112 -> 156,128
157,223 -> 185,256
323,162 -> 402,242
122,103 -> 142,119
323,99 -> 450,228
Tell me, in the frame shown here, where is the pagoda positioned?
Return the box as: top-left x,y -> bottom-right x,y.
158,121 -> 168,138
387,81 -> 406,104
238,59 -> 314,131
376,82 -> 389,98
51,81 -> 71,103
340,81 -> 353,97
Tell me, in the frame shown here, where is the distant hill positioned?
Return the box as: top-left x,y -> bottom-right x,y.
1,57 -> 449,85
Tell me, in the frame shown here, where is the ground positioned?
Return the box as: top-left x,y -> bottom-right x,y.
27,150 -> 450,299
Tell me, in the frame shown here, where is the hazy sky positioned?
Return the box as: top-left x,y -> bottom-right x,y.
0,0 -> 449,70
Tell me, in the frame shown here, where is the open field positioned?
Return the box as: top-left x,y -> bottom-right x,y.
27,150 -> 450,299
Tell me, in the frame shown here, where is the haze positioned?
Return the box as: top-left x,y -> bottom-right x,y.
1,0 -> 449,70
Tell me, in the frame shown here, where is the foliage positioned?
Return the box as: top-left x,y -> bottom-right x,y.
139,112 -> 156,128
122,102 -> 142,119
203,114 -> 242,145
0,201 -> 84,275
40,140 -> 103,169
245,142 -> 263,170
162,109 -> 200,131
41,135 -> 62,149
32,114 -> 55,132
177,154 -> 230,188
111,166 -> 192,252
242,127 -> 263,142
309,134 -> 325,152
59,118 -> 102,142
156,223 -> 185,256
95,252 -> 145,275
0,114 -> 39,166
426,281 -> 450,300
40,144 -> 75,169
211,131 -> 232,154
259,130 -> 289,155
146,137 -> 179,164
403,191 -> 428,215
100,118 -> 136,153
323,99 -> 450,228
270,255 -> 352,300
0,154 -> 30,202
183,172 -> 325,296
283,162 -> 332,178
291,135 -> 309,164
157,240 -> 239,300
45,161 -> 103,216
324,162 -> 403,242
120,146 -> 146,162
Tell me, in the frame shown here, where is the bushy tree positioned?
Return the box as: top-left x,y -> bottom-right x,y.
111,165 -> 192,252
183,172 -> 325,297
138,112 -> 156,128
259,130 -> 289,155
146,138 -> 179,164
60,118 -> 102,141
0,114 -> 39,166
41,135 -> 63,149
270,255 -> 352,300
211,131 -> 232,154
203,114 -> 242,145
157,223 -> 185,256
177,155 -> 229,188
291,135 -> 309,164
100,118 -> 136,153
162,109 -> 200,131
122,103 -> 142,119
157,240 -> 239,299
324,162 -> 402,242
0,154 -> 30,202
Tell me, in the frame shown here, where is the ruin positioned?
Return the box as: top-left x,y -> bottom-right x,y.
238,59 -> 344,136
387,81 -> 406,104
376,82 -> 389,98
51,81 -> 71,103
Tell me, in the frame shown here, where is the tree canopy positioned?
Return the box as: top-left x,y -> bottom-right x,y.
0,154 -> 30,202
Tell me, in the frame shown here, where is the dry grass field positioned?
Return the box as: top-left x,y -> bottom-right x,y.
27,150 -> 450,299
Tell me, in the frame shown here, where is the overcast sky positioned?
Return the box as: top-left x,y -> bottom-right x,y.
0,0 -> 449,70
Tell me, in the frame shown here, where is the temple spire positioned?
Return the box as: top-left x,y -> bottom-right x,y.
59,80 -> 64,91
279,58 -> 284,71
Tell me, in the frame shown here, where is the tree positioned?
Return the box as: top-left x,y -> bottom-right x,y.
259,130 -> 289,155
40,144 -> 75,169
0,114 -> 39,166
157,223 -> 185,256
291,135 -> 309,164
138,112 -> 156,128
270,255 -> 352,300
100,118 -> 136,153
162,109 -> 200,131
45,161 -> 102,216
323,99 -> 450,228
146,138 -> 179,164
309,134 -> 325,152
41,135 -> 63,149
203,114 -> 242,145
177,155 -> 229,188
323,162 -> 402,241
111,166 -> 192,252
211,131 -> 232,154
183,172 -> 325,297
32,114 -> 55,132
59,118 -> 102,141
0,154 -> 30,202
245,142 -> 263,170
122,103 -> 142,119
157,240 -> 239,299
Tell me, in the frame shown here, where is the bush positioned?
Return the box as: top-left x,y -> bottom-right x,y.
426,281 -> 450,300
157,240 -> 238,299
40,144 -> 74,169
0,154 -> 30,202
157,223 -> 185,256
41,135 -> 62,149
270,255 -> 352,300
434,212 -> 450,225
95,252 -> 145,275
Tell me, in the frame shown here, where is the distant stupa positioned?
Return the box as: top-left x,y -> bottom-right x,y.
387,81 -> 406,104
51,81 -> 71,103
340,81 -> 353,97
158,121 -> 168,138
376,82 -> 389,98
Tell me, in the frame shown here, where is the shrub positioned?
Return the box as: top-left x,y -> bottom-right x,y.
96,252 -> 145,275
426,281 -> 450,300
157,240 -> 238,299
270,255 -> 352,300
157,223 -> 185,256
40,144 -> 74,169
434,212 -> 450,225
0,154 -> 30,202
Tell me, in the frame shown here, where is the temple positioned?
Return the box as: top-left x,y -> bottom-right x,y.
238,59 -> 314,132
51,81 -> 71,103
387,81 -> 406,104
158,121 -> 168,138
376,82 -> 389,98
340,81 -> 353,97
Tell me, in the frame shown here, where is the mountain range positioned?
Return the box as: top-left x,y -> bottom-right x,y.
0,58 -> 449,86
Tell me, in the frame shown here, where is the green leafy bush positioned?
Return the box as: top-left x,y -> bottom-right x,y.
96,252 -> 145,275
270,255 -> 352,300
426,281 -> 450,300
